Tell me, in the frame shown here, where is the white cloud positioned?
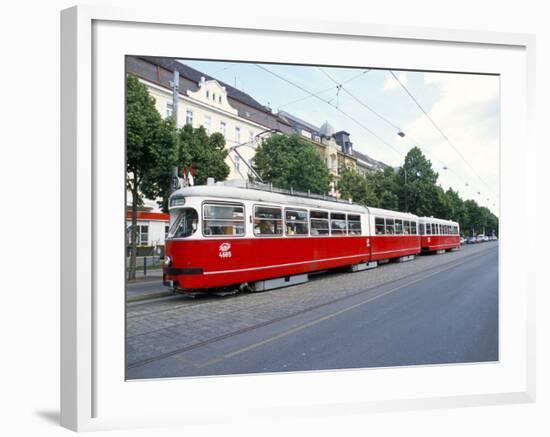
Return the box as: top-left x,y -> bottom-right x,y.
403,72 -> 500,212
384,72 -> 407,91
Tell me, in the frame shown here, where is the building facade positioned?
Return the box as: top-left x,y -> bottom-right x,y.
126,56 -> 295,182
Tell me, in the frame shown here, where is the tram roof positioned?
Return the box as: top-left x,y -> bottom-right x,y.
170,184 -> 367,213
418,216 -> 459,225
365,207 -> 419,220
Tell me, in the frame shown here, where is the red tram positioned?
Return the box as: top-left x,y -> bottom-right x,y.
163,183 -> 460,292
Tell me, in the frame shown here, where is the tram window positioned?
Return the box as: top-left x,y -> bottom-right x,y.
347,214 -> 362,235
419,223 -> 425,235
203,204 -> 245,236
431,223 -> 436,235
426,223 -> 432,235
375,217 -> 385,235
386,218 -> 395,235
169,208 -> 199,238
330,212 -> 347,235
395,219 -> 403,235
310,210 -> 329,236
411,221 -> 417,235
403,220 -> 410,235
254,206 -> 283,236
285,208 -> 308,236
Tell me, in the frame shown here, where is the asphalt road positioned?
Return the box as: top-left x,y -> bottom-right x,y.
126,243 -> 498,379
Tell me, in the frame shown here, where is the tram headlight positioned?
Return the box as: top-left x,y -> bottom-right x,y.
164,256 -> 172,266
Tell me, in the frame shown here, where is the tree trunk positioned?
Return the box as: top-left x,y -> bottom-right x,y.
128,179 -> 139,281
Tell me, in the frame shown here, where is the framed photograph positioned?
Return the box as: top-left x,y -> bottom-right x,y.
61,5 -> 536,432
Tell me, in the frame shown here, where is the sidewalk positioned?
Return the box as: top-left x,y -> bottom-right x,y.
126,269 -> 173,303
128,268 -> 163,282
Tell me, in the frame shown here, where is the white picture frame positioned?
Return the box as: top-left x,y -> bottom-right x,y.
60,5 -> 536,432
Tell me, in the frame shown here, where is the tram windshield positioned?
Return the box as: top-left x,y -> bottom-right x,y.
168,208 -> 198,238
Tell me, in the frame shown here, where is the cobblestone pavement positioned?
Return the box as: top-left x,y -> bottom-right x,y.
126,242 -> 498,370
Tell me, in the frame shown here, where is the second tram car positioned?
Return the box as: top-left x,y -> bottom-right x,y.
163,182 -> 459,293
418,217 -> 461,253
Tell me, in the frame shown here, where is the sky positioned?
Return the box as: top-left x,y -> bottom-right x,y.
182,59 -> 500,216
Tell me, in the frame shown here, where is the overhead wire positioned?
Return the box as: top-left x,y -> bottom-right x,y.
389,70 -> 499,200
318,66 -> 498,207
255,64 -> 403,159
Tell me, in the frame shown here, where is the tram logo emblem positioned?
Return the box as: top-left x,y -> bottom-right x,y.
219,242 -> 232,258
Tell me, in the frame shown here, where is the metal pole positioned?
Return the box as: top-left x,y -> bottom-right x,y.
171,69 -> 179,125
170,69 -> 180,194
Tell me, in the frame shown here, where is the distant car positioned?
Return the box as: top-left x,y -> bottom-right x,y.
483,236 -> 489,242
466,237 -> 477,244
476,235 -> 485,243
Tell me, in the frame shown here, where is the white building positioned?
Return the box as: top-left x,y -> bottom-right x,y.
127,56 -> 295,182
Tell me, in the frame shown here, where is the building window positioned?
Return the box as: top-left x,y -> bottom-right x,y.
166,102 -> 173,118
185,109 -> 193,126
204,115 -> 212,134
219,95 -> 222,103
234,154 -> 240,171
235,126 -> 241,143
220,121 -> 226,137
213,92 -> 216,101
203,203 -> 245,236
249,130 -> 254,143
254,206 -> 283,236
206,90 -> 210,99
138,225 -> 149,245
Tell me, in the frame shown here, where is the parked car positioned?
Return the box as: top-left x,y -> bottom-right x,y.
466,237 -> 477,244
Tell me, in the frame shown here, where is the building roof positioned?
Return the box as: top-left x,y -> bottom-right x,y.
140,56 -> 271,115
353,149 -> 389,170
277,110 -> 321,135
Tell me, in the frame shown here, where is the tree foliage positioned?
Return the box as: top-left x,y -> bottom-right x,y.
178,124 -> 230,186
253,134 -> 330,193
337,167 -> 377,205
365,147 -> 498,236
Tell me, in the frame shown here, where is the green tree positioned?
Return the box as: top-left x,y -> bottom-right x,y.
126,74 -> 166,280
463,199 -> 484,236
140,117 -> 179,212
396,147 -> 441,216
366,167 -> 400,210
337,167 -> 377,205
253,134 -> 330,193
178,124 -> 230,186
